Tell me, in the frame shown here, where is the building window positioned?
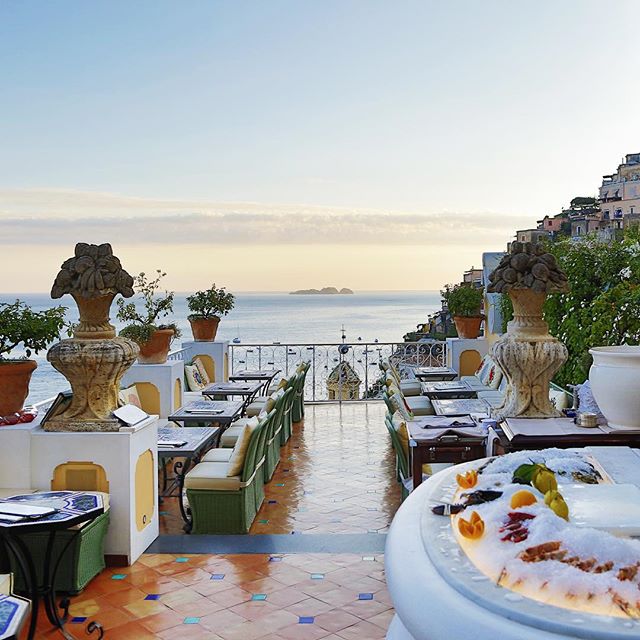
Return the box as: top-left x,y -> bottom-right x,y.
577,226 -> 582,235
631,207 -> 635,214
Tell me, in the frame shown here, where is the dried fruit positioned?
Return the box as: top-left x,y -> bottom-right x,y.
510,490 -> 537,509
458,511 -> 485,540
456,469 -> 478,489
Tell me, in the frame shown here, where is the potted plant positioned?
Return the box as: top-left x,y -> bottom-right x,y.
186,284 -> 235,341
440,283 -> 485,339
116,271 -> 180,364
0,300 -> 67,415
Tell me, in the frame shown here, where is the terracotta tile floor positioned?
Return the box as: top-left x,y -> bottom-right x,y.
32,553 -> 392,639
29,402 -> 400,639
160,402 -> 401,535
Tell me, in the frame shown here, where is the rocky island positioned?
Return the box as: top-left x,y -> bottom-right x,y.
290,287 -> 354,295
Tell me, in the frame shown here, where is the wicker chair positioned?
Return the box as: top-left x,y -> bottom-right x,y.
292,361 -> 310,423
185,408 -> 275,534
265,388 -> 292,481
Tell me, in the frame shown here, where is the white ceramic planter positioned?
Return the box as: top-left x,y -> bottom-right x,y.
589,345 -> 640,429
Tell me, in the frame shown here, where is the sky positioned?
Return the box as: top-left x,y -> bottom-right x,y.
1,0 -> 639,293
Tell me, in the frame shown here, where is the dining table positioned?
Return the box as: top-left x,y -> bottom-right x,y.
421,380 -> 476,399
0,491 -> 105,640
493,416 -> 640,454
406,415 -> 486,489
201,381 -> 263,406
229,369 -> 281,395
157,425 -> 221,530
168,400 -> 244,427
412,366 -> 458,382
432,397 -> 490,416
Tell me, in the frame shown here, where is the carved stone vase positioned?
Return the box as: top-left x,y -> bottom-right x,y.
491,289 -> 568,419
46,337 -> 139,432
45,242 -> 139,431
73,293 -> 117,339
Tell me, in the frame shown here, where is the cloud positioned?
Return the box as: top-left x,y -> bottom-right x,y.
0,188 -> 531,246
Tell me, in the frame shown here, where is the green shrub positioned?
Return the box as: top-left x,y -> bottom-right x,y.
116,271 -> 180,345
187,284 -> 235,320
440,283 -> 484,317
0,300 -> 67,360
544,229 -> 640,387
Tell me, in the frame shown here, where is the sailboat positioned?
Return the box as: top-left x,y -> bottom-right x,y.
232,323 -> 241,344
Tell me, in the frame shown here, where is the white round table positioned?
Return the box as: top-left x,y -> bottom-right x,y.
384,456 -> 640,640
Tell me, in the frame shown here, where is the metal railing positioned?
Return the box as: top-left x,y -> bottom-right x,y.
230,341 -> 446,402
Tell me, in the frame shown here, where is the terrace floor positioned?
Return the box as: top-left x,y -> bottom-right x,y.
33,402 -> 400,639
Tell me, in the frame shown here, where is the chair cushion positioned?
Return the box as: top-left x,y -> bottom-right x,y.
460,376 -> 489,391
405,396 -> 434,416
474,354 -> 491,377
220,425 -> 245,448
185,462 -> 241,491
119,385 -> 142,408
391,412 -> 432,475
550,386 -> 571,411
479,359 -> 498,387
245,402 -> 264,417
227,417 -> 259,476
399,380 -> 422,397
201,448 -> 233,463
390,392 -> 413,421
488,367 -> 502,390
185,364 -> 207,392
193,357 -> 211,385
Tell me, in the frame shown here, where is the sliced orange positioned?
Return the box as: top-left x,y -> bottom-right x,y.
456,469 -> 478,489
510,490 -> 537,509
458,511 -> 485,539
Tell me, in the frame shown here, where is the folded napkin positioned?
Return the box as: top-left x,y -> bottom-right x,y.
417,416 -> 476,429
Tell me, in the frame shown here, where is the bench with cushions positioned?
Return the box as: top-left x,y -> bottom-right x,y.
461,354 -> 572,411
185,409 -> 276,534
379,359 -> 422,396
383,382 -> 435,419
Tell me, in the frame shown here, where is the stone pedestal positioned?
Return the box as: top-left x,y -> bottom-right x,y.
30,416 -> 159,565
46,337 -> 138,431
491,290 -> 567,419
121,360 -> 184,418
182,340 -> 229,382
446,338 -> 489,377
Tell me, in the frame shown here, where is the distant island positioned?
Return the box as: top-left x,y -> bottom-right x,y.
290,287 -> 354,295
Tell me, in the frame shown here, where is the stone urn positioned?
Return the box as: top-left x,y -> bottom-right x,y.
46,242 -> 138,432
487,242 -> 569,419
589,345 -> 640,429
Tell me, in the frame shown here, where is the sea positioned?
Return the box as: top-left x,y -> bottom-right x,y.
3,291 -> 442,404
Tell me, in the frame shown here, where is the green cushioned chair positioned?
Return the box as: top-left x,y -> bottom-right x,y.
10,509 -> 110,594
186,408 -> 275,534
265,388 -> 291,481
384,414 -> 410,501
292,362 -> 310,424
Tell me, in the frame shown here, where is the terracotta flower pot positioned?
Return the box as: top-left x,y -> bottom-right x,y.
137,328 -> 174,364
189,317 -> 220,342
453,316 -> 483,339
0,359 -> 37,415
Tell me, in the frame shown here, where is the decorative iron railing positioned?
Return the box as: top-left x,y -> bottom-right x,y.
229,341 -> 446,401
